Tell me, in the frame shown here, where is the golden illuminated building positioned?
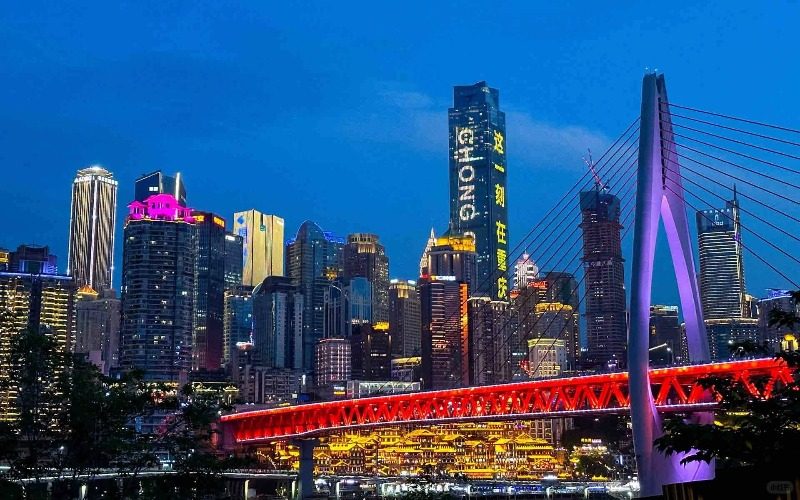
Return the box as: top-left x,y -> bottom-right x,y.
0,271 -> 76,423
256,421 -> 564,480
233,209 -> 285,286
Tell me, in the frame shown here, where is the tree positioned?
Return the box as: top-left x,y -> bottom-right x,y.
654,291 -> 800,472
145,383 -> 237,499
0,321 -> 69,497
58,359 -> 164,486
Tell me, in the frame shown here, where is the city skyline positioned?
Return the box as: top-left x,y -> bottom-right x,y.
2,3 -> 798,308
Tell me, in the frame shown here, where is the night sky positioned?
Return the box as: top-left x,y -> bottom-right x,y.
1,2 -> 798,307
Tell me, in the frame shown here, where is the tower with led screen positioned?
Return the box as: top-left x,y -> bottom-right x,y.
448,81 -> 509,302
68,166 -> 117,291
234,209 -> 285,286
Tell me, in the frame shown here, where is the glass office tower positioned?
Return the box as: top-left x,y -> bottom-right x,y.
448,81 -> 509,301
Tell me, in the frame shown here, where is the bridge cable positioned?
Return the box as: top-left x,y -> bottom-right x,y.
521,189 -> 638,381
661,181 -> 800,289
444,162 -> 639,388
665,120 -> 800,164
663,171 -> 800,267
658,107 -> 800,149
429,119 -> 640,349
427,122 -> 640,387
468,159 -> 640,384
661,158 -> 800,226
470,170 -> 639,384
666,103 -> 800,136
659,133 -> 800,185
663,160 -> 800,243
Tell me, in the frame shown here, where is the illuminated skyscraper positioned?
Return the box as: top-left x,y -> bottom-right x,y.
388,279 -> 421,357
448,81 -> 509,301
426,234 -> 477,287
696,193 -> 748,320
234,209 -> 285,286
192,211 -> 228,371
315,338 -> 351,397
420,276 -> 469,390
513,253 -> 539,290
286,221 -> 345,371
120,194 -> 196,382
134,170 -> 186,206
580,188 -> 627,369
697,192 -> 756,360
0,253 -> 76,422
527,338 -> 567,379
67,166 -> 118,291
343,233 -> 389,323
419,228 -> 436,276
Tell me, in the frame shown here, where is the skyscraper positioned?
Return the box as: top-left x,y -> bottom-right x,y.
420,276 -> 469,390
468,296 -> 511,385
696,192 -> 756,360
580,189 -> 627,369
343,233 -> 390,323
0,252 -> 76,422
223,285 -> 254,366
286,221 -> 345,371
758,290 -> 799,354
448,81 -> 509,301
420,228 -> 436,277
223,233 -> 244,291
75,287 -> 121,375
120,194 -> 196,382
388,279 -> 421,357
252,276 -> 303,369
696,193 -> 747,320
426,234 -> 477,287
350,322 -> 391,381
233,210 -> 285,286
192,211 -> 228,371
134,170 -> 187,206
315,338 -> 351,397
648,305 -> 681,366
513,253 -> 539,291
67,166 -> 118,291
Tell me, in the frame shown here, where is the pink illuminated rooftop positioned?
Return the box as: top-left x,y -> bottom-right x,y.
127,193 -> 195,222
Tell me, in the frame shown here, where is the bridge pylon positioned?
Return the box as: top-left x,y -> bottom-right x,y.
629,72 -> 713,496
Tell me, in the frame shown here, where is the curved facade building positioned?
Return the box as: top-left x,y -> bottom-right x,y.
286,221 -> 344,371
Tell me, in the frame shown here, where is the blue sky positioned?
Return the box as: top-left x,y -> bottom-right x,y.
1,2 -> 798,305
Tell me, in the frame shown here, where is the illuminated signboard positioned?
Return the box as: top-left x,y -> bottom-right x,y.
494,129 -> 508,301
456,127 -> 478,231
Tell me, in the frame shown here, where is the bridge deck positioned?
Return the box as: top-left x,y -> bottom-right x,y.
221,358 -> 791,444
